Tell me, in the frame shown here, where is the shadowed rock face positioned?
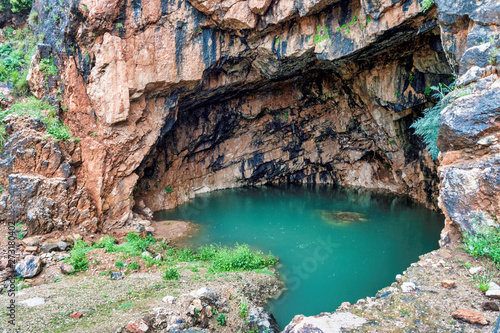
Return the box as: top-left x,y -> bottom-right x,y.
14,0 -> 455,232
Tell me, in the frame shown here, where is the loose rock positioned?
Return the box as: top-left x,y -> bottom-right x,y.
401,282 -> 416,293
485,290 -> 500,299
58,241 -> 69,251
70,311 -> 83,319
111,272 -> 124,280
162,296 -> 176,304
15,255 -> 42,278
126,319 -> 149,333
451,309 -> 488,326
441,280 -> 456,289
19,297 -> 45,307
60,263 -> 75,275
482,302 -> 499,311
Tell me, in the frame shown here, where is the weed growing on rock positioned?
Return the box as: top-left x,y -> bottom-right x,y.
462,226 -> 500,267
164,186 -> 173,194
2,97 -> 73,141
421,0 -> 434,13
38,57 -> 58,78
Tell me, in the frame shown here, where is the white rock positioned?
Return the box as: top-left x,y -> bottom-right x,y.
141,251 -> 152,258
485,290 -> 500,299
488,281 -> 500,291
20,297 -> 45,307
283,312 -> 366,333
469,266 -> 483,274
395,274 -> 403,283
401,282 -> 416,293
162,296 -> 177,304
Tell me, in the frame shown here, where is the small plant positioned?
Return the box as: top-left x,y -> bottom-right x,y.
14,221 -> 25,239
216,312 -> 226,326
115,260 -> 126,269
238,300 -> 249,319
411,82 -> 455,159
462,226 -> 500,266
274,37 -> 281,47
10,0 -> 32,13
421,0 -> 434,12
116,23 -> 124,30
39,57 -> 58,78
163,267 -> 180,280
313,26 -> 330,45
129,262 -> 141,270
388,140 -> 396,145
164,186 -> 173,194
66,239 -> 90,272
409,75 -> 415,84
490,48 -> 499,65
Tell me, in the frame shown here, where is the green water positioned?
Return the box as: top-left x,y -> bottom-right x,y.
155,185 -> 443,328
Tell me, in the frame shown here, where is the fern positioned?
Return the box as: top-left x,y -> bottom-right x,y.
421,0 -> 434,13
411,82 -> 454,159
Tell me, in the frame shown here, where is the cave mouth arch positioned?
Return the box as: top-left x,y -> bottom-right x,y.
132,25 -> 452,217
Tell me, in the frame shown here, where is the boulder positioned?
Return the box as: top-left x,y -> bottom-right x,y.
15,255 -> 43,278
247,307 -> 280,333
283,312 -> 367,333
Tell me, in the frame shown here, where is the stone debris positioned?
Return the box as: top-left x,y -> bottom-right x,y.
283,312 -> 367,333
70,311 -> 83,319
60,263 -> 75,275
469,266 -> 483,274
247,306 -> 280,333
15,255 -> 42,278
482,301 -> 499,312
451,309 -> 488,326
125,319 -> 149,333
19,297 -> 45,307
401,282 -> 416,293
111,272 -> 124,280
162,296 -> 177,304
441,280 -> 456,289
485,290 -> 500,299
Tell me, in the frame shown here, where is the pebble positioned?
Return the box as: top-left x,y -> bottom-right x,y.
22,237 -> 39,247
162,296 -> 177,304
482,301 -> 499,311
25,246 -> 38,252
141,251 -> 151,258
19,297 -> 45,307
488,282 -> 500,291
451,308 -> 488,325
70,311 -> 83,319
401,282 -> 416,293
111,272 -> 124,280
441,280 -> 456,289
469,266 -> 482,274
60,263 -> 75,275
125,319 -> 149,333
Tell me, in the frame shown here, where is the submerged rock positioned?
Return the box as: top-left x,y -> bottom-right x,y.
319,211 -> 367,225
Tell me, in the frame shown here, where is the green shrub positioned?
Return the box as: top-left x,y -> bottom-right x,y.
462,226 -> 500,266
10,0 -> 31,12
115,260 -> 126,269
66,239 -> 90,272
421,0 -> 434,12
164,186 -> 173,194
94,235 -> 117,253
128,262 -> 141,270
209,244 -> 277,273
163,268 -> 180,280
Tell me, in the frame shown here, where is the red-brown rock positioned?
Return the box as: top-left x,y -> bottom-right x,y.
451,309 -> 488,326
126,319 -> 149,333
70,312 -> 83,319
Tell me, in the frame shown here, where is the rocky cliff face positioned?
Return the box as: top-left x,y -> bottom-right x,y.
2,0 -> 498,236
434,0 -> 500,244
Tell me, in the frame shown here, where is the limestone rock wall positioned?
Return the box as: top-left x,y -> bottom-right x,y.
435,0 -> 500,243
15,0 -> 453,231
